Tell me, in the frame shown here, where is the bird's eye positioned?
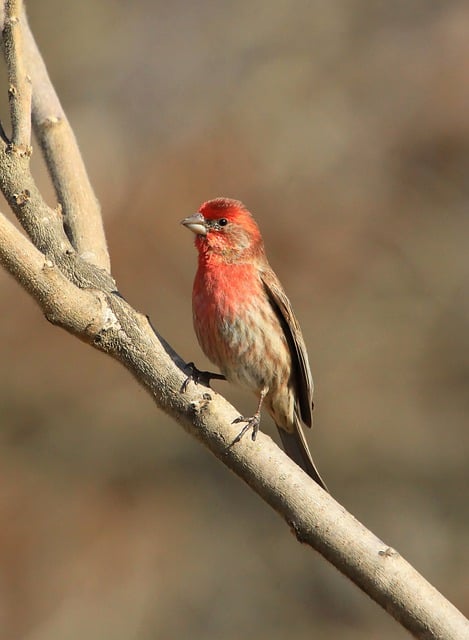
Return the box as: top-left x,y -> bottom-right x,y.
218,218 -> 228,227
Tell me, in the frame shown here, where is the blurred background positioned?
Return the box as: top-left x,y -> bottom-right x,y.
0,1 -> 468,638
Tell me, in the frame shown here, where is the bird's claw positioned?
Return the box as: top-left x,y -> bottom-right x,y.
232,414 -> 261,443
181,362 -> 226,393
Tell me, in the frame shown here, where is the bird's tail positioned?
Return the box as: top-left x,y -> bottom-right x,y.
277,424 -> 328,492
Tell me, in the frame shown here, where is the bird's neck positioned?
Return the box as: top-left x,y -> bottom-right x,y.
195,235 -> 263,266
194,251 -> 262,312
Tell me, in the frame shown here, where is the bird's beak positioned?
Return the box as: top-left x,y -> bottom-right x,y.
180,212 -> 207,236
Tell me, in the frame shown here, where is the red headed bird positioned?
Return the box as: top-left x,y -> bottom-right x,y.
181,198 -> 327,490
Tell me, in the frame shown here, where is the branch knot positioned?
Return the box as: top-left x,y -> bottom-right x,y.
13,188 -> 31,205
7,142 -> 32,157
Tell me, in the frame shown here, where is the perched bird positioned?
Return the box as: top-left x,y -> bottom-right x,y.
181,198 -> 327,490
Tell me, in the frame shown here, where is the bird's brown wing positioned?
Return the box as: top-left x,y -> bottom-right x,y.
260,267 -> 314,428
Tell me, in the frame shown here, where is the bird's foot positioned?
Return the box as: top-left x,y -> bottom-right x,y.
181,362 -> 226,393
232,413 -> 261,443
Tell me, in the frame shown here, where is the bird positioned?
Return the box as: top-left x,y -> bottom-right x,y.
181,197 -> 327,490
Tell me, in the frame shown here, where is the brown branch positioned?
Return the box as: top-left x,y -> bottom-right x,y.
0,212 -> 105,332
0,4 -> 111,271
0,133 -> 116,293
4,0 -> 29,145
0,5 -> 114,291
2,0 -> 32,152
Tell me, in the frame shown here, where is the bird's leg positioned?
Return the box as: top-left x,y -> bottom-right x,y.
145,316 -> 224,393
180,362 -> 226,393
232,387 -> 268,443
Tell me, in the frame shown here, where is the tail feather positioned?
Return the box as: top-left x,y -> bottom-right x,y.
277,426 -> 328,492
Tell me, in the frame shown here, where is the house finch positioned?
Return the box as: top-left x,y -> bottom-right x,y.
181,197 -> 327,490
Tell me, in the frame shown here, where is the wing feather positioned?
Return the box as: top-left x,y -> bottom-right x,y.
260,267 -> 314,428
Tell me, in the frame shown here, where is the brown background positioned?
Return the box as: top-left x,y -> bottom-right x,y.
0,1 -> 468,638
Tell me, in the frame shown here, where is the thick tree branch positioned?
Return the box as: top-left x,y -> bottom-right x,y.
0,4 -> 467,640
0,212 -> 105,332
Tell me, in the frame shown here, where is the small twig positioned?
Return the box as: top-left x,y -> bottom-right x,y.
2,0 -> 32,153
20,9 -> 110,271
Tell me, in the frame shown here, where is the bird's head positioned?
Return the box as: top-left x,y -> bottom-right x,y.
181,198 -> 263,261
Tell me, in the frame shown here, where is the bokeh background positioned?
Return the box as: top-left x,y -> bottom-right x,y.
0,1 -> 468,638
